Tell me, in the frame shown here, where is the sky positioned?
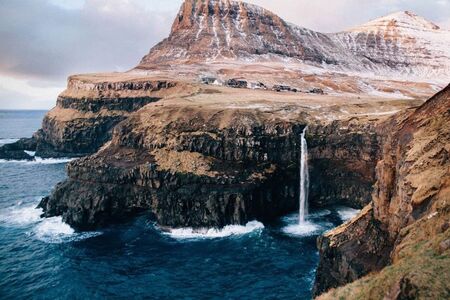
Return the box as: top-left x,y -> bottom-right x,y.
0,0 -> 449,109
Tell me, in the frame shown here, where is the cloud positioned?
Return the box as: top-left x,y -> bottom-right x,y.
0,0 -> 177,81
0,0 -> 181,109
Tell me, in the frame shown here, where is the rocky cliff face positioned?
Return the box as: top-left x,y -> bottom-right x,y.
314,85 -> 450,298
0,75 -> 180,159
38,91 -> 389,231
39,105 -> 305,230
308,119 -> 381,208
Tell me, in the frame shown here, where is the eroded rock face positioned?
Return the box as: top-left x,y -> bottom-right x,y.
314,85 -> 450,298
309,120 -> 381,208
39,107 -> 305,230
313,205 -> 391,295
39,100 -> 384,230
0,77 -> 179,159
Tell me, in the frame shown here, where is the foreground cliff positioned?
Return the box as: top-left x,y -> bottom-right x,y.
314,85 -> 450,299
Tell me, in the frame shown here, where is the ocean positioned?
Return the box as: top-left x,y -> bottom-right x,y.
0,110 -> 357,299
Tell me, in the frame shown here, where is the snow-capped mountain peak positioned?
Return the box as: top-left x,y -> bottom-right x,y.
349,10 -> 441,33
136,1 -> 450,82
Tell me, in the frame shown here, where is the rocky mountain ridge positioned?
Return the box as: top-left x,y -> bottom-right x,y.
138,0 -> 450,81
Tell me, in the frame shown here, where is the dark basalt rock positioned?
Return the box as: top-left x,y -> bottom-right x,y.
38,104 -> 383,231
313,205 -> 392,296
39,148 -> 299,231
0,137 -> 36,160
308,120 -> 381,208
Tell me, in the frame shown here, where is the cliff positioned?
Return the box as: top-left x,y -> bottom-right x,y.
0,74 -> 183,159
314,85 -> 450,299
36,83 -> 416,230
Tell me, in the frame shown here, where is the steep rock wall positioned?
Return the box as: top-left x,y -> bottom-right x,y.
39,102 -> 382,230
0,77 -> 180,159
314,85 -> 450,298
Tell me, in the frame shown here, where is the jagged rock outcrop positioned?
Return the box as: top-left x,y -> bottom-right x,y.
0,137 -> 36,160
314,85 -> 450,299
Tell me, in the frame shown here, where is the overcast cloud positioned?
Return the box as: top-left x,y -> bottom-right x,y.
0,0 -> 449,109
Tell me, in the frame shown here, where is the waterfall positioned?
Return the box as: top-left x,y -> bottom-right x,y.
299,126 -> 309,225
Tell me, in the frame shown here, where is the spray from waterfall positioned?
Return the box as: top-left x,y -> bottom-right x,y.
299,126 -> 309,225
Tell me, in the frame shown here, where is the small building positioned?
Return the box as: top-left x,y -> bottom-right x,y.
273,84 -> 292,92
201,77 -> 218,85
309,88 -> 325,95
226,78 -> 248,89
249,81 -> 268,90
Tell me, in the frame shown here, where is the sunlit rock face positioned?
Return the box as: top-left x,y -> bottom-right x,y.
139,1 -> 450,80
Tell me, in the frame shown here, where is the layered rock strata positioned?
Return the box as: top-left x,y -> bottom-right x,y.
37,89 -> 401,231
0,76 -> 180,159
39,106 -> 306,230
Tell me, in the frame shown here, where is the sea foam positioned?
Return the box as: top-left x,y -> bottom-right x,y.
0,157 -> 74,165
0,202 -> 101,244
337,207 -> 361,222
282,221 -> 322,237
280,211 -> 334,237
163,221 -> 264,240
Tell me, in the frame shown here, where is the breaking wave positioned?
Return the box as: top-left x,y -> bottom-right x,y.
0,202 -> 101,244
0,157 -> 74,165
162,221 -> 264,240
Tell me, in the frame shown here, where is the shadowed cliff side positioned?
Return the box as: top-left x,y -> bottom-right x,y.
314,84 -> 450,299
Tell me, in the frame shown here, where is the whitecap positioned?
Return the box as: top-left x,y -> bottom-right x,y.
337,207 -> 361,222
24,150 -> 36,157
0,201 -> 101,243
32,217 -> 102,244
0,204 -> 43,226
163,221 -> 264,240
0,157 -> 74,165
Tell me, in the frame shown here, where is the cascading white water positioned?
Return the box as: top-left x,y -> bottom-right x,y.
299,126 -> 310,225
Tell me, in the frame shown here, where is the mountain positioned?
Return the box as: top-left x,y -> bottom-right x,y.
333,11 -> 450,78
137,0 -> 450,82
139,0 -> 340,64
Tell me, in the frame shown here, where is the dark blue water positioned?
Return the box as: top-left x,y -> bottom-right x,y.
0,110 -> 358,299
